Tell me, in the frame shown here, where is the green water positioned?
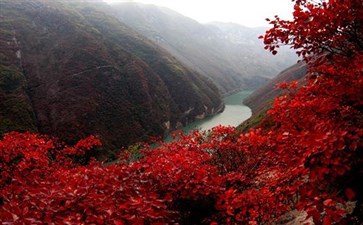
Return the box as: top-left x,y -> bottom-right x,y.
176,90 -> 253,135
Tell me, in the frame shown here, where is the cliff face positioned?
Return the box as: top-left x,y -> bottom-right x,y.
109,2 -> 298,95
0,0 -> 223,154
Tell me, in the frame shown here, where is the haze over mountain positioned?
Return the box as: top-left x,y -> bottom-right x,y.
104,0 -> 295,28
109,2 -> 298,94
0,0 -> 223,155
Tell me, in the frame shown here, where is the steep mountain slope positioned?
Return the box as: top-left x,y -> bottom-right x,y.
243,62 -> 307,114
237,62 -> 307,132
0,0 -> 223,154
206,22 -> 298,76
109,2 -> 298,94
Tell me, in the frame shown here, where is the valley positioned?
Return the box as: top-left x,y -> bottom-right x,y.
0,0 -> 299,157
1,0 -> 361,224
181,90 -> 252,133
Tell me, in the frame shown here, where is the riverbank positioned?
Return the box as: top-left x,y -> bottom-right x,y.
168,90 -> 253,136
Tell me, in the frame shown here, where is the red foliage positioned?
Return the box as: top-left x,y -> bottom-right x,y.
1,0 -> 362,224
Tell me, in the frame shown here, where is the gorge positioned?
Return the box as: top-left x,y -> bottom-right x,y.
0,0 -> 298,158
181,90 -> 252,133
2,0 -> 361,224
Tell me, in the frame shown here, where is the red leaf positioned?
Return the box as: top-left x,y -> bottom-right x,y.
345,188 -> 356,200
323,215 -> 332,225
349,142 -> 357,151
114,219 -> 125,225
306,207 -> 320,222
323,199 -> 334,207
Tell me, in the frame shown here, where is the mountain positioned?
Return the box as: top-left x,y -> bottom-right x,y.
243,62 -> 307,114
109,2 -> 298,95
0,0 -> 223,156
237,62 -> 307,132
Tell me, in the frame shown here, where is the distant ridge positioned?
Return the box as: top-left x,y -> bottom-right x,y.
110,2 -> 298,95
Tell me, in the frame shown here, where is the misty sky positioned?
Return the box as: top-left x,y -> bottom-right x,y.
103,0 -> 294,27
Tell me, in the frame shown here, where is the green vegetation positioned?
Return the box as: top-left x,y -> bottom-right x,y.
237,109 -> 267,133
0,65 -> 23,91
0,66 -> 37,136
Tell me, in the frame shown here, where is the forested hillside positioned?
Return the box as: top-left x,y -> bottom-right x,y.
1,0 -> 362,224
0,0 -> 223,157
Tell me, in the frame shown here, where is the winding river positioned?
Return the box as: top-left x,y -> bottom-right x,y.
178,90 -> 253,134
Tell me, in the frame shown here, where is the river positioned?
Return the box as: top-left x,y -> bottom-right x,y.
176,90 -> 253,134
109,90 -> 253,162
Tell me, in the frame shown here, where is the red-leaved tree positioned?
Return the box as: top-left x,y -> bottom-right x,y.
1,0 -> 362,224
